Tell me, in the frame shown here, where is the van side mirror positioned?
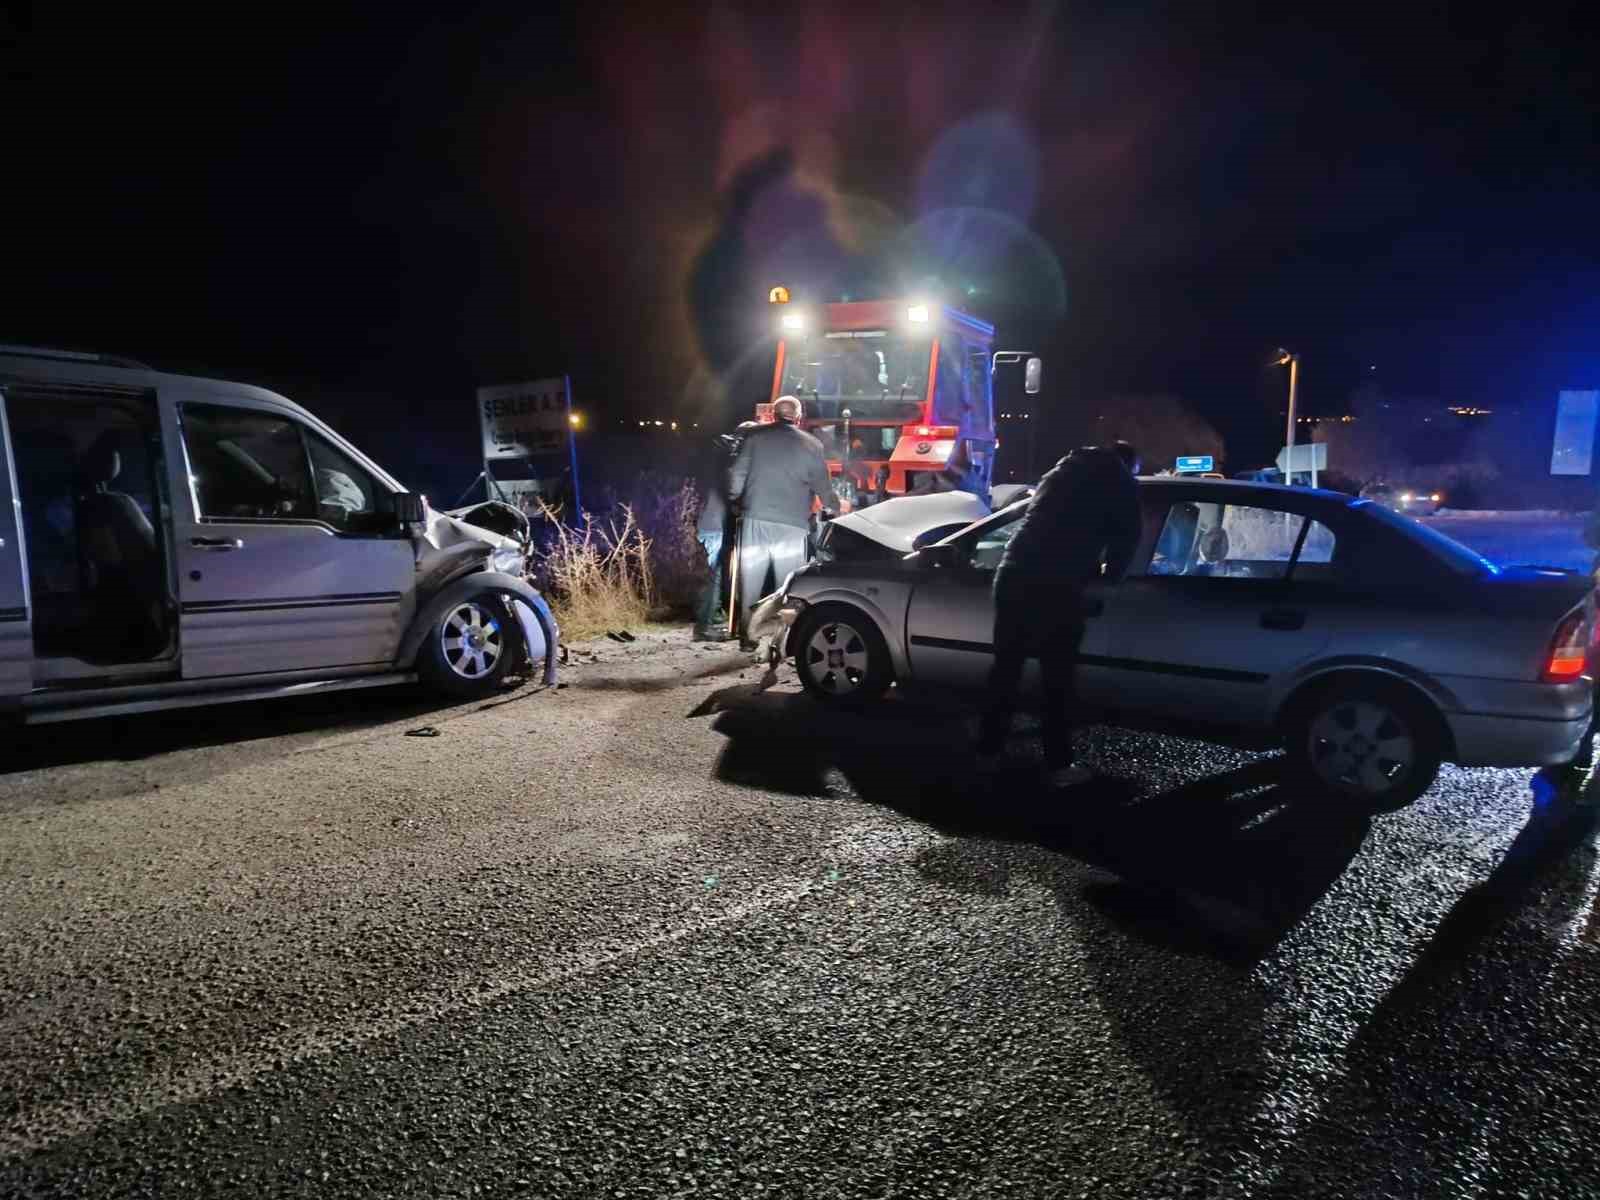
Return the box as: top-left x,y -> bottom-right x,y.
393,492 -> 426,525
1024,357 -> 1043,395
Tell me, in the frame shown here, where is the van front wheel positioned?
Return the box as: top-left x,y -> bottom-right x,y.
418,595 -> 515,698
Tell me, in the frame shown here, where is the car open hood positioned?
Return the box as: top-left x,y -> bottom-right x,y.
828,491 -> 995,554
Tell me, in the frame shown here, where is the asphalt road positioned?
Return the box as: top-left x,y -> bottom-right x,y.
2,630 -> 1598,1199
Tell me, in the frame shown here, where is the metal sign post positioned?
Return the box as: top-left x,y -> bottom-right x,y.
1275,442 -> 1326,487
476,375 -> 581,515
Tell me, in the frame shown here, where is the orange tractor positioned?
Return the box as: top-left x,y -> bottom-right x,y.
759,289 -> 1039,510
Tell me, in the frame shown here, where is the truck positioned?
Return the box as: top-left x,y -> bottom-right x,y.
759,291 -> 1038,508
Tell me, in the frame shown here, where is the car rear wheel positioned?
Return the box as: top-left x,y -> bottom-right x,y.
418,595 -> 516,699
791,604 -> 892,706
1284,679 -> 1444,813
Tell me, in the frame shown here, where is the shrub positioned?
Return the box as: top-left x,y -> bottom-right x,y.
604,474 -> 704,615
524,475 -> 706,641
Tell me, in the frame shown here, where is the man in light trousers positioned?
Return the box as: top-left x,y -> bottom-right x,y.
727,395 -> 835,647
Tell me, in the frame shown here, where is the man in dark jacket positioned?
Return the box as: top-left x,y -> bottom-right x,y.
727,395 -> 835,643
976,441 -> 1143,787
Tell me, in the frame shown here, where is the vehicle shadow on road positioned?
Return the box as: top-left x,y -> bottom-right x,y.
709,688 -> 1348,1175
707,689 -> 1370,963
0,681 -> 542,775
1261,781 -> 1600,1193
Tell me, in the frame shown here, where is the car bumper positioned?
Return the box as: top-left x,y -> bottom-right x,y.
1441,675 -> 1593,767
1445,712 -> 1589,767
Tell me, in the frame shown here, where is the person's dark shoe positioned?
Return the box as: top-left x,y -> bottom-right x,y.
693,627 -> 734,643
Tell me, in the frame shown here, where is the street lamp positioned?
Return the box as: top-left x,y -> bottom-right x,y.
1274,348 -> 1304,485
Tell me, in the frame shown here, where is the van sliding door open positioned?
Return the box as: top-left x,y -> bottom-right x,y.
0,390 -> 33,696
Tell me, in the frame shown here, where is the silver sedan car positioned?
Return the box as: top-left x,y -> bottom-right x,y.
775,479 -> 1594,812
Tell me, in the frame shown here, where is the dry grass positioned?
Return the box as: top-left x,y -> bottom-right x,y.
527,477 -> 705,642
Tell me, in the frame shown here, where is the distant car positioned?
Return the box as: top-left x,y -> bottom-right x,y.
775,478 -> 1593,813
1361,482 -> 1443,517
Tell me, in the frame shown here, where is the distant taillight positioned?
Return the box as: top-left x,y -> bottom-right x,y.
1545,609 -> 1590,681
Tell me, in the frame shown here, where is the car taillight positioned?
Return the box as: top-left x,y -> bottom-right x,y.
1544,609 -> 1590,681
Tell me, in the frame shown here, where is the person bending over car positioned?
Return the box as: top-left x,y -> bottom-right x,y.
976,441 -> 1142,788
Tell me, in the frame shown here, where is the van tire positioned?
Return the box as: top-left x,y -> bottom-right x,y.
418,593 -> 516,699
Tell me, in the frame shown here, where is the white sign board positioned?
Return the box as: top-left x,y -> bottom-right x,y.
478,377 -> 571,461
1275,442 -> 1326,474
490,478 -> 543,503
1551,390 -> 1598,476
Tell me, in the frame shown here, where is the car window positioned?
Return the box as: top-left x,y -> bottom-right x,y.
1147,501 -> 1332,580
912,522 -> 971,550
305,430 -> 388,533
1149,502 -> 1202,574
1292,519 -> 1338,580
182,405 -> 315,521
968,512 -> 1022,571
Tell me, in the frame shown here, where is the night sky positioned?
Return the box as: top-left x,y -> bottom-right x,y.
6,3 -> 1598,492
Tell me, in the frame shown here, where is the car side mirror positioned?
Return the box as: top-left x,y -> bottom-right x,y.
917,542 -> 958,569
393,492 -> 426,526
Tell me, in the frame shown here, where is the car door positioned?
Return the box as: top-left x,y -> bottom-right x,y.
166,396 -> 416,679
1101,494 -> 1335,728
0,388 -> 31,696
903,508 -> 1117,702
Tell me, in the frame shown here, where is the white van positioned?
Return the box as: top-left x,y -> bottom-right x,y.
0,346 -> 557,724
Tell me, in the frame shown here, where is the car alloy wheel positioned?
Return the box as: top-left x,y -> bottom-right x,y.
803,620 -> 870,695
1307,699 -> 1417,801
440,600 -> 505,680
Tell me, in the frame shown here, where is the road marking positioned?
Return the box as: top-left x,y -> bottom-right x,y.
0,817 -> 940,1161
0,876 -> 823,1160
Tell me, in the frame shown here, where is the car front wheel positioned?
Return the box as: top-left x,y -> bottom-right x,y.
791,604 -> 893,706
1284,679 -> 1444,813
418,594 -> 516,699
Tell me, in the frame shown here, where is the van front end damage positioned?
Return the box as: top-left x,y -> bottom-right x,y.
409,500 -> 559,687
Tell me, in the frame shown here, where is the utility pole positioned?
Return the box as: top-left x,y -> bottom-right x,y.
1278,349 -> 1301,484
